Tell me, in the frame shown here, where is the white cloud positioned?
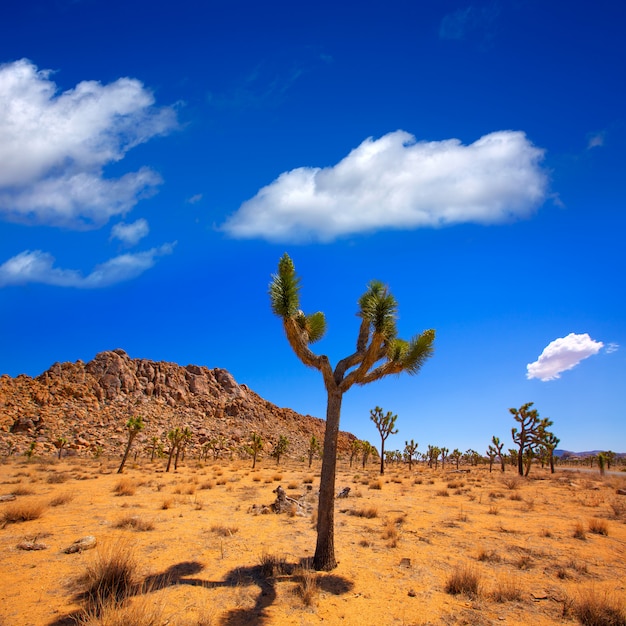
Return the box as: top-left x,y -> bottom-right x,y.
221,130 -> 548,243
0,59 -> 176,228
606,343 -> 619,354
186,194 -> 203,204
111,218 -> 150,245
587,131 -> 605,149
526,333 -> 604,381
0,244 -> 174,288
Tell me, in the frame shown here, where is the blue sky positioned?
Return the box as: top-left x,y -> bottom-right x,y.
1,0 -> 624,453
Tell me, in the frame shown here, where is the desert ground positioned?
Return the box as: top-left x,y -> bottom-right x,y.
0,454 -> 625,626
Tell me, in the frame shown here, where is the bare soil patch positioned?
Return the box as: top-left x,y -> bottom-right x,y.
0,457 -> 625,625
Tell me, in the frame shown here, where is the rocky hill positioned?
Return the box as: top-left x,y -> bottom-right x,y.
0,349 -> 355,462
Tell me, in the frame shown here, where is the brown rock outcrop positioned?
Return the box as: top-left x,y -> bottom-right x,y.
0,350 -> 355,461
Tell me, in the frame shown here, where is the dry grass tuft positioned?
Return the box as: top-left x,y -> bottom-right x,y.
348,506 -> 378,519
113,515 -> 155,531
49,492 -> 74,507
502,476 -> 521,490
259,552 -> 289,578
1,500 -> 46,526
476,548 -> 501,563
574,521 -> 587,540
79,543 -> 139,614
294,565 -> 320,607
567,587 -> 626,626
368,479 -> 383,490
113,478 -> 136,497
589,518 -> 609,536
491,573 -> 523,602
10,485 -> 35,495
210,524 -> 239,537
445,563 -> 481,598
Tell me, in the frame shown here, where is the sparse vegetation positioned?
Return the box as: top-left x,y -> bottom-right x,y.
445,563 -> 481,598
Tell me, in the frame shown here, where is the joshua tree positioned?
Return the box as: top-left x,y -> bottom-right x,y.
404,439 -> 419,471
604,450 -> 616,470
165,427 -> 184,472
175,426 -> 193,468
308,435 -> 321,468
440,447 -> 449,471
246,433 -> 263,469
272,435 -> 289,465
148,436 -> 160,462
426,445 -> 440,469
54,436 -> 68,460
361,441 -> 374,469
486,445 -> 497,472
117,416 -> 145,474
510,402 -> 552,477
270,254 -> 435,570
370,406 -> 398,475
543,432 -> 560,474
491,436 -> 506,472
349,440 -> 362,468
450,448 -> 462,470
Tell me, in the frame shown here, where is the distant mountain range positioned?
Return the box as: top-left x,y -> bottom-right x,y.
554,449 -> 625,458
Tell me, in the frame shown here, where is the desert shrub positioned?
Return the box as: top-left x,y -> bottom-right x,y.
348,506 -> 378,519
11,485 -> 35,496
160,498 -> 173,510
476,548 -> 501,563
113,479 -> 136,497
114,515 -> 154,531
259,553 -> 289,578
79,543 -> 138,613
50,493 -> 74,507
199,480 -> 215,490
567,587 -> 626,626
589,518 -> 609,536
502,476 -> 520,490
445,564 -> 481,598
47,472 -> 69,484
294,565 -> 319,607
1,501 -> 46,526
515,554 -> 533,570
509,492 -> 523,501
488,505 -> 500,515
608,499 -> 625,520
491,573 -> 523,602
368,479 -> 383,490
210,524 -> 239,537
574,522 -> 587,540
436,489 -> 450,497
287,481 -> 298,490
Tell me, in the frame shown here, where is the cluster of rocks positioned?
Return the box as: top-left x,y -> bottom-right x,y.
0,349 -> 355,461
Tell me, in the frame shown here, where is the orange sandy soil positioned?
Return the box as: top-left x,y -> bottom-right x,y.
0,456 -> 625,626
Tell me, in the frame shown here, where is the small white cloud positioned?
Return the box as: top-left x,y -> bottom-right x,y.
526,333 -> 604,381
0,244 -> 174,288
439,4 -> 500,41
186,194 -> 203,204
111,218 -> 150,245
605,343 -> 619,354
0,59 -> 176,228
587,131 -> 605,149
222,130 -> 548,243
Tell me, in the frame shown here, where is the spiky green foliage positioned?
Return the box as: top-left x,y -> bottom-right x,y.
270,253 -> 301,318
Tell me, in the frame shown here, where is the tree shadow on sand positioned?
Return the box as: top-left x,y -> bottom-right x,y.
48,558 -> 353,625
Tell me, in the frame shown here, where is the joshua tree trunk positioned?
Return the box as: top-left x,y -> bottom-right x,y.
314,390 -> 343,571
